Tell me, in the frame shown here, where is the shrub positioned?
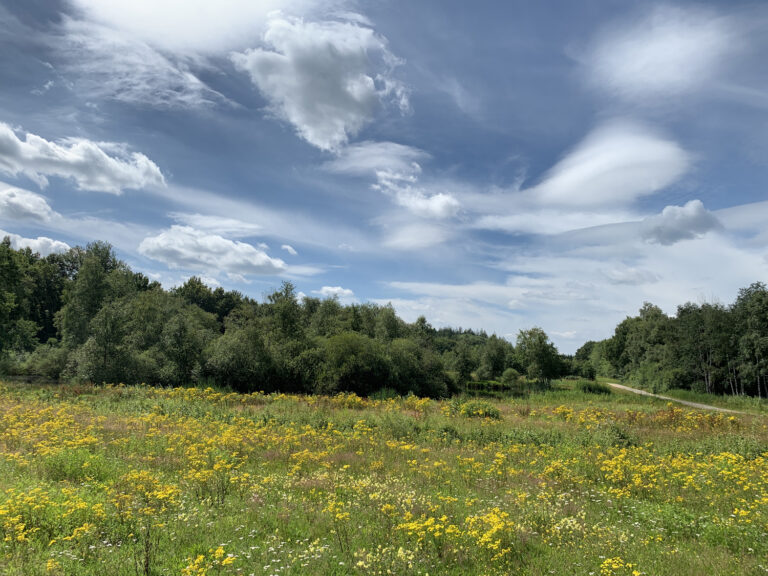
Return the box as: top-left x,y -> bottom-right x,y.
501,368 -> 521,386
458,399 -> 501,419
576,380 -> 612,395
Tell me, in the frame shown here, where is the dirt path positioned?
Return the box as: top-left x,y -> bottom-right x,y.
606,382 -> 746,415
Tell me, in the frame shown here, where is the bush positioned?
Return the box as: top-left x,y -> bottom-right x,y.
21,340 -> 69,380
576,380 -> 612,395
457,399 -> 501,419
319,332 -> 391,396
501,368 -> 521,386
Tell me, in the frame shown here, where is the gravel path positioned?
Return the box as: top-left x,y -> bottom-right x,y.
606,382 -> 746,415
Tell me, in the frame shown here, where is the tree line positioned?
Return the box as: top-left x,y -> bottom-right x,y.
574,284 -> 768,397
0,238 -> 569,396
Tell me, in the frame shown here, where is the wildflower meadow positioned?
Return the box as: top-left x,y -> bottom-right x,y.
0,381 -> 766,575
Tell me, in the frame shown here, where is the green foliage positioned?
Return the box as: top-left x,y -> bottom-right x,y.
575,380 -> 612,395
453,398 -> 501,419
204,324 -> 274,392
516,327 -> 561,384
319,332 -> 391,396
0,238 -> 569,397
586,284 -> 768,397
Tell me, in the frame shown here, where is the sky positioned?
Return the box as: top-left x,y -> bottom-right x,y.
0,0 -> 767,353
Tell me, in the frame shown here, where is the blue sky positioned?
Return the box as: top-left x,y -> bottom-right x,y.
0,0 -> 766,352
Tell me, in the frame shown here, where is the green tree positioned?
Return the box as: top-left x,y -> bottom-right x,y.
205,324 -> 274,392
477,334 -> 509,380
515,327 -> 560,384
319,332 -> 391,396
734,283 -> 768,398
56,242 -> 122,347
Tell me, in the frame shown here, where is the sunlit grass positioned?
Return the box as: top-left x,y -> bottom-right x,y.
1,381 -> 766,575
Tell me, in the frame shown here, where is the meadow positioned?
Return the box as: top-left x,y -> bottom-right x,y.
0,381 -> 766,576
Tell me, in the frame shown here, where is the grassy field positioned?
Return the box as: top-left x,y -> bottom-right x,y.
0,381 -> 767,576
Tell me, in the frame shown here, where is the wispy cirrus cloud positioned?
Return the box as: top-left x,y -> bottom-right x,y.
57,0 -> 330,109
57,18 -> 228,110
169,212 -> 262,237
326,141 -> 460,220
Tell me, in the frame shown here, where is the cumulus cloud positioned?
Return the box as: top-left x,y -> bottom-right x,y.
641,200 -> 721,245
313,285 -> 354,299
0,122 -> 165,193
533,120 -> 690,207
0,228 -> 70,255
231,14 -> 408,151
583,5 -> 736,101
390,189 -> 461,219
138,225 -> 286,276
0,185 -> 54,221
281,244 -> 298,255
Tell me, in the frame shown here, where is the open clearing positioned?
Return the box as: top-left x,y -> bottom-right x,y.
1,381 -> 766,575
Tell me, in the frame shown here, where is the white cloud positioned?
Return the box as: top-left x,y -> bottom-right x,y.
58,18 -> 227,109
155,184 -> 375,253
716,200 -> 768,246
389,188 -> 461,219
0,228 -> 70,256
313,285 -> 354,300
231,14 -> 408,151
641,200 -> 721,245
388,233 -> 768,353
60,1 -> 330,109
602,267 -> 660,286
473,208 -> 634,235
532,120 -> 690,207
383,223 -> 451,250
69,0 -> 321,54
174,274 -> 221,289
281,244 -> 298,255
375,296 -> 522,338
464,121 -> 690,237
0,122 -> 165,193
0,185 -> 54,221
326,140 -> 460,219
324,141 -> 428,177
583,5 -> 736,102
170,212 -> 262,237
138,225 -> 286,276
551,330 -> 578,339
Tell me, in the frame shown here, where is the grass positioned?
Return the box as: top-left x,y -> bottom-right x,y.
0,380 -> 766,575
575,380 -> 613,395
662,388 -> 768,414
